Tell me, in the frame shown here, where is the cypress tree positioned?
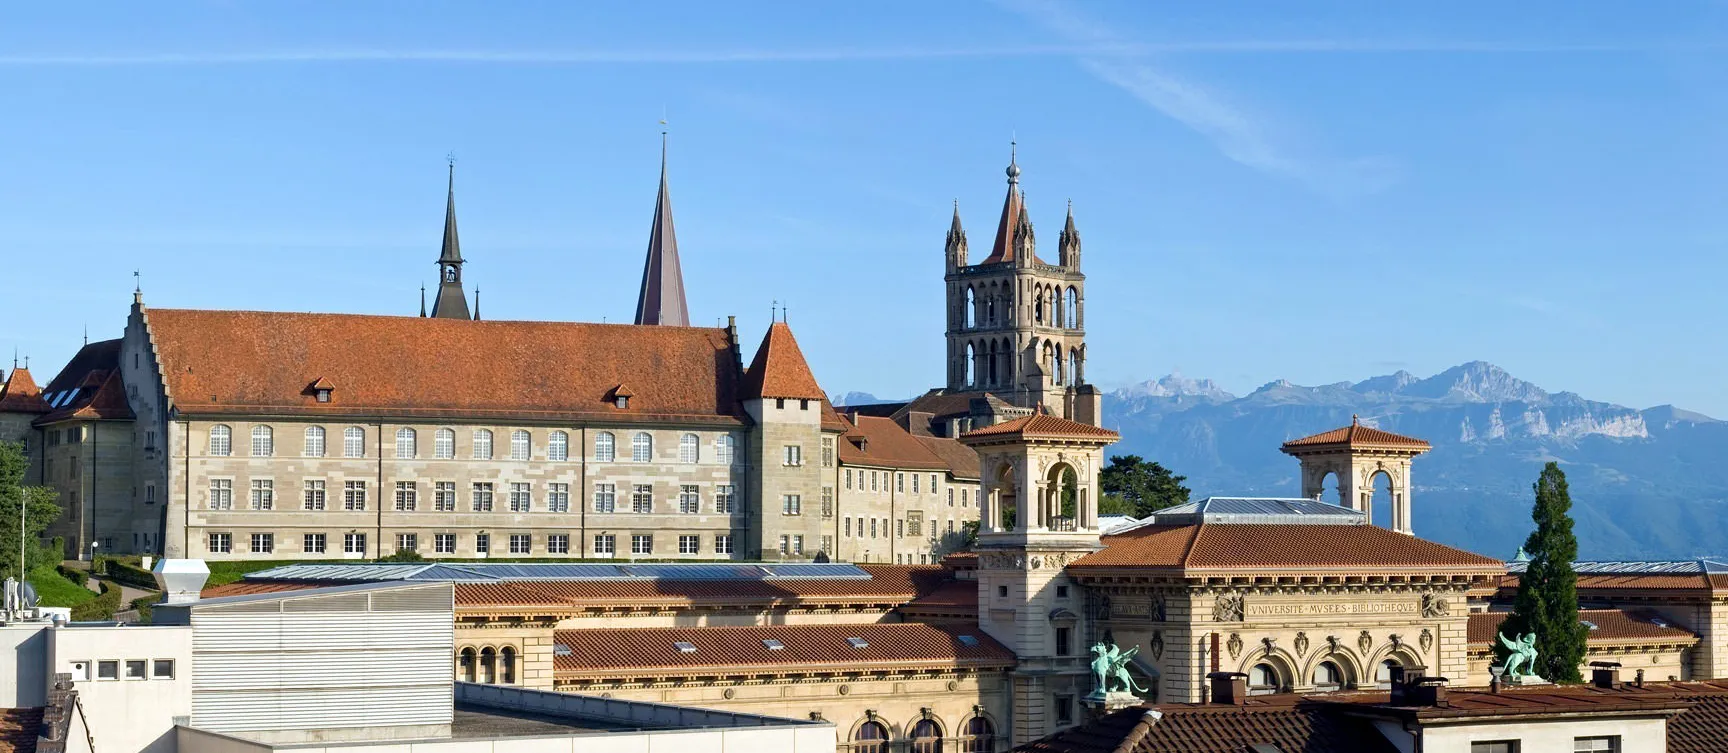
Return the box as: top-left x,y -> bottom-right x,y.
1504,462 -> 1588,682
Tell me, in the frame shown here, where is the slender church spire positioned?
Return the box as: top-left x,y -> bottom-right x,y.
430,156 -> 472,320
982,141 -> 1038,265
945,200 -> 968,270
1058,199 -> 1081,269
633,131 -> 690,326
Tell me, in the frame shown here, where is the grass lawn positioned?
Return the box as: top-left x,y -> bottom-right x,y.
29,566 -> 96,608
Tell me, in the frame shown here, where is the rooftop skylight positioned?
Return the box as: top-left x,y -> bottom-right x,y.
674,641 -> 697,653
762,639 -> 785,650
846,637 -> 868,649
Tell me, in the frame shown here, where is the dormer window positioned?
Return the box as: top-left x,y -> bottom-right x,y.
307,377 -> 335,403
616,396 -> 629,409
608,384 -> 634,410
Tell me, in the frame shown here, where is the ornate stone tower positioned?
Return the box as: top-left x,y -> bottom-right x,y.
430,161 -> 472,320
945,146 -> 1100,425
961,413 -> 1119,745
1280,417 -> 1431,534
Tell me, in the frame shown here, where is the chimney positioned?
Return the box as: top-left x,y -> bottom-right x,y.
1635,668 -> 1645,688
1591,662 -> 1622,689
152,559 -> 210,605
1207,672 -> 1248,706
1408,677 -> 1449,707
1388,664 -> 1427,705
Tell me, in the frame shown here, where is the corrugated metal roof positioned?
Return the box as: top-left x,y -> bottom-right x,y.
1137,497 -> 1367,527
245,561 -> 871,584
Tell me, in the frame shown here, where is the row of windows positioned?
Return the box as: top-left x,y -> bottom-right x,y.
207,426 -> 737,464
843,470 -> 973,506
844,514 -> 954,539
207,531 -> 740,556
207,479 -> 740,514
71,657 -> 175,682
846,716 -> 995,753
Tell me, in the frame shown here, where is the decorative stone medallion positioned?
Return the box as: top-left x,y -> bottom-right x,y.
1227,633 -> 1244,659
1419,628 -> 1434,654
1151,631 -> 1164,660
1294,632 -> 1310,658
1358,630 -> 1373,656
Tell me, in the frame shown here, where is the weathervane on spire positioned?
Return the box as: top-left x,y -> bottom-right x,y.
133,269 -> 141,292
447,151 -> 457,168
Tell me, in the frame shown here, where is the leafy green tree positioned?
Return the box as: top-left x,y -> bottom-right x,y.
0,441 -> 61,582
377,549 -> 427,563
1501,462 -> 1588,682
1099,455 -> 1191,518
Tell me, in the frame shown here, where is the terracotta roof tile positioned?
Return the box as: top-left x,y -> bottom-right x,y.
962,413 -> 1119,441
0,707 -> 43,753
837,415 -> 950,470
34,340 -> 135,424
553,622 -> 1013,678
201,580 -> 330,598
1070,523 -> 1503,573
1467,609 -> 1697,647
897,579 -> 979,621
1014,700 -> 1398,753
0,368 -> 49,414
143,309 -> 745,423
739,322 -> 825,401
917,434 -> 982,480
1281,419 -> 1430,451
1502,573 -> 1716,593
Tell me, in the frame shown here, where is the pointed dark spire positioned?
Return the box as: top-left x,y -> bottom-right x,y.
1058,199 -> 1081,268
983,142 -> 1039,265
634,132 -> 691,326
473,288 -> 481,321
430,156 -> 472,320
419,284 -> 427,317
945,200 -> 968,269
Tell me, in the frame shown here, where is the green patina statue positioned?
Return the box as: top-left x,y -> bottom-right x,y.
1089,642 -> 1149,696
1499,630 -> 1540,680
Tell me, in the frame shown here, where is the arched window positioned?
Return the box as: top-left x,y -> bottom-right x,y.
987,340 -> 1000,386
434,428 -> 455,459
472,429 -> 493,460
1066,286 -> 1078,327
303,426 -> 326,457
964,343 -> 976,387
595,432 -> 616,462
632,432 -> 653,462
1034,289 -> 1045,324
1068,349 -> 1081,386
548,431 -> 569,462
250,426 -> 272,456
1375,659 -> 1400,689
343,426 -> 365,458
910,719 -> 943,753
510,430 -> 531,461
1249,663 -> 1280,695
852,721 -> 890,753
961,717 -> 995,753
479,647 -> 497,684
1315,661 -> 1344,691
1053,287 -> 1064,327
715,435 -> 735,465
679,433 -> 700,463
986,296 -> 996,325
395,428 -> 416,459
500,647 -> 517,684
964,288 -> 976,329
208,425 -> 232,456
457,648 -> 476,683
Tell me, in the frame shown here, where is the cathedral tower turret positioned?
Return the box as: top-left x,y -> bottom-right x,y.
429,160 -> 472,320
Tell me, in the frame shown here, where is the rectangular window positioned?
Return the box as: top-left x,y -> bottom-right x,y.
782,445 -> 802,466
1055,626 -> 1072,656
1471,744 -> 1519,753
303,533 -> 326,553
679,485 -> 700,514
510,431 -> 530,460
509,534 -> 531,554
948,488 -> 955,507
791,535 -> 804,555
593,483 -> 617,513
343,428 -> 364,458
821,487 -> 834,518
473,430 -> 493,459
125,660 -> 146,679
249,479 -> 273,510
547,483 -> 569,513
548,432 -> 568,461
508,482 -> 531,512
302,480 -> 327,510
208,532 -> 231,553
146,484 -> 156,505
434,430 -> 454,459
396,533 -> 417,553
208,479 -> 233,510
907,511 -> 923,538
343,533 -> 366,555
844,517 -> 852,537
781,494 -> 801,516
821,437 -> 834,467
434,533 -> 455,554
897,519 -> 905,538
897,473 -> 905,492
152,660 -> 174,679
631,534 -> 653,554
251,428 -> 272,456
930,474 -> 937,493
715,484 -> 736,513
948,519 -> 956,534
679,535 -> 699,554
394,481 -> 417,511
870,518 -> 878,538
475,533 -> 490,554
97,661 -> 118,680
778,535 -> 788,555
395,429 -> 415,459
912,474 -> 920,494
303,428 -> 325,457
844,469 -> 852,490
821,535 -> 833,555
343,480 -> 367,511
631,484 -> 653,514
1573,740 -> 1617,753
472,482 -> 494,512
250,533 -> 273,554
593,534 -> 616,556
870,472 -> 878,492
1055,695 -> 1074,726
547,534 -> 569,554
434,481 -> 456,511
714,534 -> 733,554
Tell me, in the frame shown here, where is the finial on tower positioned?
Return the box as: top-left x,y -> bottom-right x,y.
419,284 -> 427,317
473,288 -> 481,321
1352,414 -> 1360,426
1006,140 -> 1020,183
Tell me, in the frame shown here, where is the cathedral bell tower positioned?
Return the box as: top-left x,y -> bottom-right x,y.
961,413 -> 1119,745
430,160 -> 472,320
944,145 -> 1101,425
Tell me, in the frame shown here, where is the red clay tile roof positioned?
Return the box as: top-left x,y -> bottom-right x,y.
453,564 -> 951,612
553,622 -> 1013,678
143,309 -> 746,424
1014,699 -> 1398,753
917,434 -> 982,480
1281,419 -> 1430,451
1467,609 -> 1697,647
1070,523 -> 1504,573
897,579 -> 979,621
1501,573 -> 1720,593
201,580 -> 331,598
0,368 -> 49,414
962,413 -> 1120,441
34,340 -> 134,424
838,415 -> 951,470
739,322 -> 825,401
0,707 -> 43,753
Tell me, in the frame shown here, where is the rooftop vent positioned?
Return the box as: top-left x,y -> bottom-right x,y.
957,635 -> 980,647
846,637 -> 868,649
674,642 -> 697,654
553,644 -> 573,657
1581,620 -> 1599,631
763,639 -> 785,650
1650,616 -> 1671,628
152,559 -> 210,605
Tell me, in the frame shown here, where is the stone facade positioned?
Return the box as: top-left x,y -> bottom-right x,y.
835,464 -> 979,565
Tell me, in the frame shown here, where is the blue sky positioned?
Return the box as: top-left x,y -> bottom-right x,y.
4,1 -> 1728,414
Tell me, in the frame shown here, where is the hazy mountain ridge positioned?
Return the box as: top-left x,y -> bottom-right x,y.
1107,362 -> 1728,560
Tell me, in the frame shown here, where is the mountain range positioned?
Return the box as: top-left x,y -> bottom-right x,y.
1107,362 -> 1728,560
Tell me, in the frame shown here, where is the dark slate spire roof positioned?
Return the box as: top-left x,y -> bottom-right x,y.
981,144 -> 1043,265
430,161 -> 471,320
945,201 -> 968,266
634,135 -> 690,327
1058,199 -> 1080,267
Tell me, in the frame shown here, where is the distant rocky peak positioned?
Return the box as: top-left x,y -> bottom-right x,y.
1118,373 -> 1236,401
1352,370 -> 1418,394
1403,361 -> 1548,403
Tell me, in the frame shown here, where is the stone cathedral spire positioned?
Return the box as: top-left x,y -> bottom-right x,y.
634,134 -> 690,327
430,159 -> 472,320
